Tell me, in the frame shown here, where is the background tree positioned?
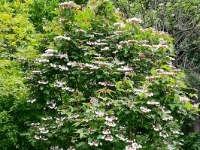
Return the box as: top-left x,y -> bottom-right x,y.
0,0 -> 38,149
112,0 -> 200,132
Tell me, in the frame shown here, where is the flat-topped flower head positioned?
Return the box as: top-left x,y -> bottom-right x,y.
105,116 -> 118,121
95,110 -> 105,117
59,1 -> 77,9
153,125 -> 162,131
114,22 -> 125,28
54,36 -> 71,41
34,135 -> 41,140
116,134 -> 126,141
126,17 -> 142,24
117,66 -> 133,72
40,129 -> 49,134
147,101 -> 160,105
45,49 -> 57,53
140,106 -> 151,113
38,81 -> 48,85
88,141 -> 100,147
102,129 -> 111,134
105,121 -> 116,127
102,135 -> 113,141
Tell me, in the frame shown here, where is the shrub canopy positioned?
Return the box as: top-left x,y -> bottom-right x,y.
26,1 -> 198,150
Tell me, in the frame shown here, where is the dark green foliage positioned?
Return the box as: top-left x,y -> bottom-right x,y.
182,132 -> 200,150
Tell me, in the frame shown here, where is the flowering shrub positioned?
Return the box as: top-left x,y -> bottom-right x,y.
26,0 -> 198,149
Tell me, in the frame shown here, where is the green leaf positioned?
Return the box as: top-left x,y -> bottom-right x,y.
151,67 -> 157,76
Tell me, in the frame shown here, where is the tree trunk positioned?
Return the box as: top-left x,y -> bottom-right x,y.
193,96 -> 200,132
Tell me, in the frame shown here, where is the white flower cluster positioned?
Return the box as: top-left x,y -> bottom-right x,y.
54,81 -> 66,88
36,58 -> 49,63
126,17 -> 142,24
95,110 -> 105,117
98,81 -> 115,87
88,141 -> 100,147
114,22 -> 125,28
140,106 -> 151,113
104,116 -> 118,127
147,101 -> 160,105
125,142 -> 142,150
153,125 -> 162,131
59,1 -> 77,9
102,135 -> 113,141
117,66 -> 133,72
47,100 -> 57,109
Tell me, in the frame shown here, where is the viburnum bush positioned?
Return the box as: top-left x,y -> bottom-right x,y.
26,1 -> 199,150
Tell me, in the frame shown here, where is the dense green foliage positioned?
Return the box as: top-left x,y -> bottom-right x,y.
26,1 -> 198,149
0,0 -> 199,149
182,132 -> 200,150
0,0 -> 38,149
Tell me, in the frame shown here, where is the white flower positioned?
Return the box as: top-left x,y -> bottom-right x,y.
42,137 -> 48,141
67,148 -> 76,150
58,53 -> 68,59
67,61 -> 77,66
101,47 -> 109,51
31,122 -> 40,126
114,22 -> 125,28
59,65 -> 69,71
98,81 -> 115,87
117,45 -> 122,49
179,96 -> 190,102
62,87 -> 75,92
162,115 -> 173,121
140,106 -> 151,113
38,127 -> 45,131
105,116 -> 118,121
125,145 -> 135,150
47,101 -> 56,109
126,17 -> 142,24
172,130 -> 180,134
38,81 -> 48,85
102,129 -> 111,134
132,142 -> 142,149
54,36 -> 71,41
76,29 -> 86,33
128,40 -> 138,44
114,31 -> 123,35
27,99 -> 36,103
54,81 -> 66,87
50,63 -> 57,68
45,49 -> 57,53
95,111 -> 105,117
116,134 -> 126,141
105,121 -> 116,127
119,41 -> 128,45
72,113 -> 79,118
90,97 -> 99,106
125,143 -> 142,150
89,128 -> 95,134
40,130 -> 49,134
159,132 -> 168,138
117,66 -> 132,72
88,141 -> 99,147
147,101 -> 160,105
153,125 -> 162,131
102,135 -> 113,141
36,58 -> 49,63
41,53 -> 54,57
34,135 -> 41,139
